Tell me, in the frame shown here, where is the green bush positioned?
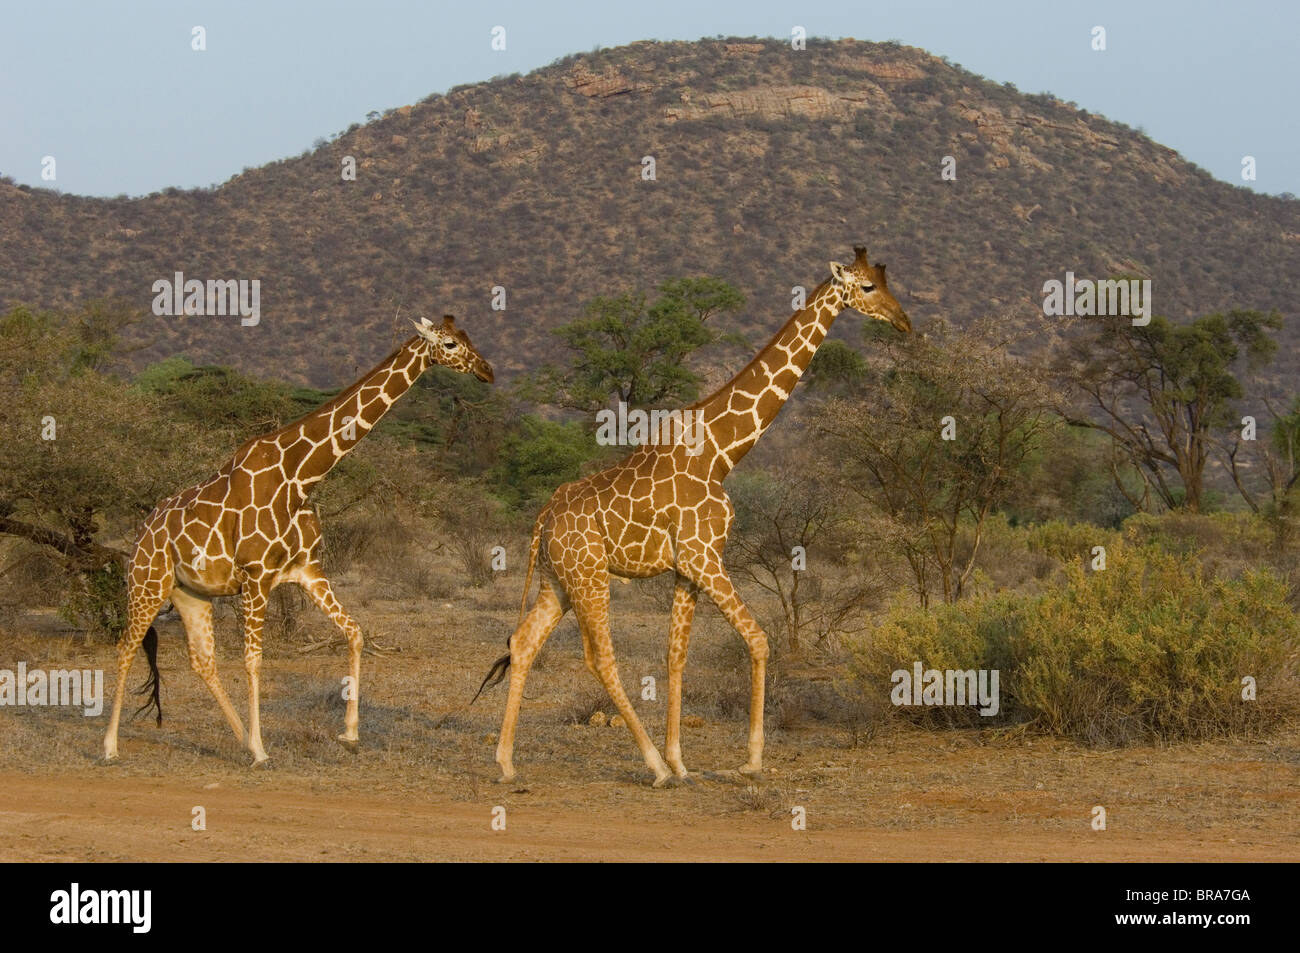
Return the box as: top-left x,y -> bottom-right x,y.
489,416 -> 599,511
848,544 -> 1299,743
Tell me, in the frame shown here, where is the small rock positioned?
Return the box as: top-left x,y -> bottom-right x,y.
610,714 -> 626,728
589,711 -> 607,727
682,715 -> 705,729
483,733 -> 497,744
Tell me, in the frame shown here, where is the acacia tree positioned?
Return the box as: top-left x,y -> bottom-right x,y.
0,305 -> 223,633
1224,396 -> 1300,542
815,320 -> 1055,607
1054,310 -> 1281,512
0,305 -> 188,566
525,276 -> 743,412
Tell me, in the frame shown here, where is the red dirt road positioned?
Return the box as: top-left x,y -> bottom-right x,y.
1,770 -> 1293,862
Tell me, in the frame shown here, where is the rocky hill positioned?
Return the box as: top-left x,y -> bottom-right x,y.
2,37 -> 1297,390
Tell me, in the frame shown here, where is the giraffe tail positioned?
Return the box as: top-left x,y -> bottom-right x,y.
131,626 -> 163,727
467,507 -> 547,706
517,506 -> 546,628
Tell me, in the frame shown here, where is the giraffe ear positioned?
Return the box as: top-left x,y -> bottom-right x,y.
412,318 -> 435,338
829,261 -> 848,284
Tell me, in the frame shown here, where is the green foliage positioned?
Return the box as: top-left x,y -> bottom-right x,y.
1121,510 -> 1273,561
1057,308 -> 1283,512
527,276 -> 743,412
1002,422 -> 1138,528
0,301 -> 136,380
57,561 -> 128,640
805,339 -> 866,391
0,306 -> 214,544
1141,309 -> 1279,427
849,543 -> 1299,743
1271,396 -> 1300,459
134,356 -> 310,436
1026,519 -> 1121,566
489,416 -> 600,510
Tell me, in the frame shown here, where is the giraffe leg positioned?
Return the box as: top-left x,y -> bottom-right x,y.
239,580 -> 272,765
171,586 -> 245,745
295,566 -> 364,746
572,586 -> 673,787
101,589 -> 167,762
665,574 -> 699,778
496,581 -> 566,783
685,561 -> 769,777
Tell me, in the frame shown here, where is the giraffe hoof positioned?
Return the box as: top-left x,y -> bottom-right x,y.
652,773 -> 689,789
250,756 -> 272,769
336,734 -> 360,754
97,754 -> 120,767
495,773 -> 519,785
737,764 -> 764,779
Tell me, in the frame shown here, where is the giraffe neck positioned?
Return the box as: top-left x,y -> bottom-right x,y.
693,279 -> 843,476
263,335 -> 430,505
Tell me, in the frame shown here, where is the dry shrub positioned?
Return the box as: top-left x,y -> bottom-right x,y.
435,480 -> 511,589
1027,518 -> 1121,568
562,686 -> 616,725
266,584 -> 314,643
0,542 -> 64,628
320,513 -> 381,576
1122,511 -> 1274,567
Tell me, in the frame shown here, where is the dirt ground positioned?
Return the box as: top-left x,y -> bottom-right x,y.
2,587 -> 1298,862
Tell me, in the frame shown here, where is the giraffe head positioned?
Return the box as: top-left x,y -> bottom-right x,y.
828,245 -> 911,333
412,314 -> 494,382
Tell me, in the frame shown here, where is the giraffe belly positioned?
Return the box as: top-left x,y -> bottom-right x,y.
173,558 -> 239,597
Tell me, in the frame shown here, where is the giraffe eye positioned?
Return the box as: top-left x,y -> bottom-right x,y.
443,341 -> 458,350
860,283 -> 875,292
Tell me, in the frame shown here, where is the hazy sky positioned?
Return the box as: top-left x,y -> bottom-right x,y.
2,0 -> 1295,198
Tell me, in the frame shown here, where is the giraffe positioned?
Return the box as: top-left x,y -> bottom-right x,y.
102,315 -> 493,765
480,246 -> 910,786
